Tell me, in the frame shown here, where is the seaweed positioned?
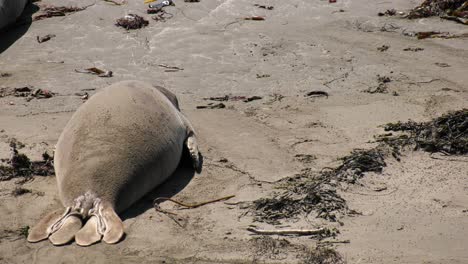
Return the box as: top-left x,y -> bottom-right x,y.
11,187 -> 32,197
252,195 -> 302,224
0,226 -> 29,242
116,14 -> 149,30
381,109 -> 468,155
252,172 -> 350,224
407,0 -> 468,24
251,109 -> 465,226
301,247 -> 346,264
334,149 -> 386,183
0,86 -> 55,100
34,4 -> 94,21
407,0 -> 468,19
252,149 -> 386,224
0,142 -> 54,181
364,75 -> 392,94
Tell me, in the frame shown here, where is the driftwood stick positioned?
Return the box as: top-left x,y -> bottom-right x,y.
154,195 -> 235,209
247,227 -> 326,236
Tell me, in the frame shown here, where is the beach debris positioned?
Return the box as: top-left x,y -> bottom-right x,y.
148,0 -> 174,9
0,143 -> 54,181
377,45 -> 390,52
403,47 -> 424,52
184,0 -> 200,2
329,0 -> 337,3
334,149 -> 386,183
302,247 -> 345,264
247,227 -> 328,236
154,195 -> 234,211
147,0 -> 174,14
295,154 -> 317,163
33,4 -> 94,21
203,95 -> 263,103
196,103 -> 226,109
435,62 -> 450,67
244,96 -> 263,102
36,34 -> 55,43
11,187 -> 32,197
244,16 -> 265,21
116,14 -> 149,30
103,0 -> 126,5
380,109 -> 468,155
75,92 -> 89,100
378,9 -> 397,16
252,147 -> 387,224
416,31 -> 468,39
254,4 -> 274,10
377,75 -> 391,83
252,176 -> 349,223
158,64 -> 183,72
364,84 -> 387,94
151,11 -> 173,21
364,75 -> 391,94
0,86 -> 55,100
203,96 -> 229,101
75,67 -> 113,77
0,72 -> 12,78
407,0 -> 468,25
256,73 -> 271,78
305,91 -> 329,98
0,226 -> 30,242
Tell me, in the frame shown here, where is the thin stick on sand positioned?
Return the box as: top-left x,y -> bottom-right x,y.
153,195 -> 235,209
247,227 -> 326,236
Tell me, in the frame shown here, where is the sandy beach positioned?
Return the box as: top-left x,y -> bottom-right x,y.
0,0 -> 467,263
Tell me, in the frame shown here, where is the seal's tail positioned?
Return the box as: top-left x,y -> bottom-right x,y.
27,201 -> 124,246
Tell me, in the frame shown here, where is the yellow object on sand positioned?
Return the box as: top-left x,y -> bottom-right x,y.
144,0 -> 156,3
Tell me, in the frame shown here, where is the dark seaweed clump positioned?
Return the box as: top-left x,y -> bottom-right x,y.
301,247 -> 346,264
0,142 -> 54,181
116,14 -> 149,30
381,109 -> 468,155
252,149 -> 387,224
407,0 -> 468,24
252,173 -> 351,224
407,0 -> 468,18
251,109 -> 466,225
333,149 -> 386,183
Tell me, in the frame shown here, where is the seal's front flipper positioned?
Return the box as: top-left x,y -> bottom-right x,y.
100,202 -> 124,244
186,132 -> 201,173
75,215 -> 102,246
48,215 -> 82,246
27,208 -> 69,243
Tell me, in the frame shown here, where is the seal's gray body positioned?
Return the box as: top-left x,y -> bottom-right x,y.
0,0 -> 28,30
28,80 -> 200,246
55,81 -> 189,213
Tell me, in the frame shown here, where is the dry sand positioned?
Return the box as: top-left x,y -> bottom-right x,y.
0,0 -> 467,263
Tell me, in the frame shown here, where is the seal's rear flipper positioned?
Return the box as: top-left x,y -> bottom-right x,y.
27,209 -> 68,243
49,215 -> 82,245
75,216 -> 102,246
100,202 -> 124,244
185,133 -> 201,173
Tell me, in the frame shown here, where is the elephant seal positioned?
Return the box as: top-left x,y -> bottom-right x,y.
27,80 -> 201,246
0,0 -> 29,31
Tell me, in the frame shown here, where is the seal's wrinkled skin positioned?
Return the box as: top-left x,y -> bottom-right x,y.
27,80 -> 201,246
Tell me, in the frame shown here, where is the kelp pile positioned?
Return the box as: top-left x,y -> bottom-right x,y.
0,142 -> 54,181
251,109 -> 466,225
407,0 -> 468,24
381,109 -> 468,155
251,150 -> 386,224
